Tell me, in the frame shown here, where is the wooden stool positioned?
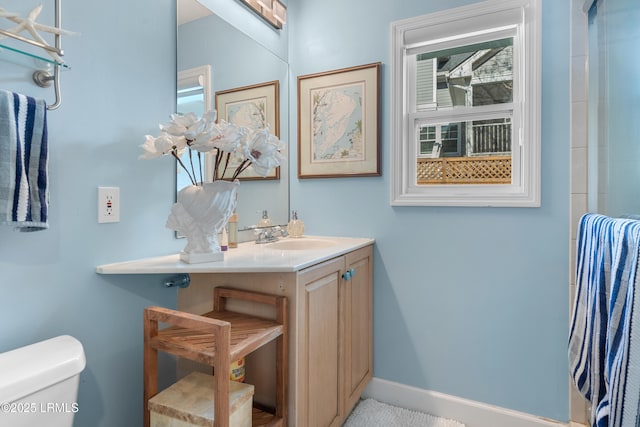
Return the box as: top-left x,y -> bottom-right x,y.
144,287 -> 288,427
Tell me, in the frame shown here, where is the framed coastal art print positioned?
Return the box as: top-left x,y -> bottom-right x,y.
215,80 -> 280,180
297,62 -> 381,178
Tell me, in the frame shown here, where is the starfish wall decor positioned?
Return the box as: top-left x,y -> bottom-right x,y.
0,5 -> 75,62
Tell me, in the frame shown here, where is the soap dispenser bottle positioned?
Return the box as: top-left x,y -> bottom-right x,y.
287,210 -> 305,238
257,210 -> 272,228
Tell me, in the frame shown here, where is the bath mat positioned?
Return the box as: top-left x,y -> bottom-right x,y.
343,398 -> 466,427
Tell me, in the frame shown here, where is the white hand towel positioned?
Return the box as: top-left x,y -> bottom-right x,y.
0,90 -> 49,231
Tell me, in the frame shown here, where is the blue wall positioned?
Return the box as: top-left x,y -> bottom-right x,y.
288,0 -> 570,421
0,0 -> 570,425
0,0 -> 182,426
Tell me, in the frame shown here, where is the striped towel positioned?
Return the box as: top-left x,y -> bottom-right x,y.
569,213 -> 640,427
0,90 -> 49,231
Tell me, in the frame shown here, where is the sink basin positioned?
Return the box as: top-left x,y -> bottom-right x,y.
266,238 -> 337,251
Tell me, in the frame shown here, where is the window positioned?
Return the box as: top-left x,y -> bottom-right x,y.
390,0 -> 541,206
418,123 -> 462,158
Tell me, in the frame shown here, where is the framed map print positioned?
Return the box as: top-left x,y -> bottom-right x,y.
215,80 -> 280,180
297,62 -> 381,178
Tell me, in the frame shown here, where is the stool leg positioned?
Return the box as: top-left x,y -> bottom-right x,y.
144,310 -> 158,427
275,297 -> 288,425
214,324 -> 231,427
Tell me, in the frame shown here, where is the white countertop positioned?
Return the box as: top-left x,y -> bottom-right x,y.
95,236 -> 374,274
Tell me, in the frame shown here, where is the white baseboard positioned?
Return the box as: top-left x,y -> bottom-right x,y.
362,377 -> 569,427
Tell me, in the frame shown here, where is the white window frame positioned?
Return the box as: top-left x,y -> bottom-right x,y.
390,0 -> 541,207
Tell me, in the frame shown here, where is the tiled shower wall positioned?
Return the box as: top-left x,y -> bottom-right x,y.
570,0 -> 589,424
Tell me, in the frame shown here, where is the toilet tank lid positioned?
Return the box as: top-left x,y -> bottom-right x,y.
0,335 -> 86,403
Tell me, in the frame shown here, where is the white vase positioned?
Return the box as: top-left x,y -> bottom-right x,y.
166,180 -> 239,263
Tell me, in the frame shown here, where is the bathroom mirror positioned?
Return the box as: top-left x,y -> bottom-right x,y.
177,0 -> 289,230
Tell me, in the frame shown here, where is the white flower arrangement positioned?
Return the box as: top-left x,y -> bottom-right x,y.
141,111 -> 285,184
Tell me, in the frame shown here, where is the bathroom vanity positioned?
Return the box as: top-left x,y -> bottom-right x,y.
96,236 -> 374,427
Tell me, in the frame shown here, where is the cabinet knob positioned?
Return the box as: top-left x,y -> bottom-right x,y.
342,268 -> 355,281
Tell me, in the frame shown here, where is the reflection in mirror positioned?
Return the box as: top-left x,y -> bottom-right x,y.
177,0 -> 289,230
176,65 -> 211,191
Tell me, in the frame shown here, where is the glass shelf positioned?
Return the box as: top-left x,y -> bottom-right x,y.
0,43 -> 70,70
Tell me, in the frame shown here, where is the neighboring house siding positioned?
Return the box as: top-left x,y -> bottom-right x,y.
437,84 -> 454,108
417,57 -> 435,107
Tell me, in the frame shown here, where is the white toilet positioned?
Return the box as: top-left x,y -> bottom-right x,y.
0,335 -> 86,427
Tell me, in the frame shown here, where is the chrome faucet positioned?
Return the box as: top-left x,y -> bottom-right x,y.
254,225 -> 288,244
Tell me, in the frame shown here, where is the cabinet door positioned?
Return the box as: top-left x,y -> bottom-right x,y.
297,257 -> 344,427
343,246 -> 373,414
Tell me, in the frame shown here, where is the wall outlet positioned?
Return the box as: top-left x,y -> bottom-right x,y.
98,187 -> 120,223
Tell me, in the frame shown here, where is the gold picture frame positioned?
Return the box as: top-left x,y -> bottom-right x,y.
297,62 -> 381,178
215,80 -> 280,180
